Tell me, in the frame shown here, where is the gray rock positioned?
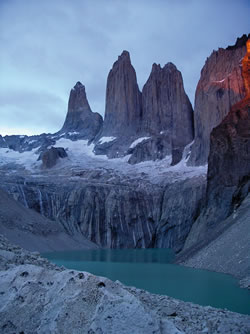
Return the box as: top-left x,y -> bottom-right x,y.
128,135 -> 172,165
0,135 -> 8,148
99,51 -> 142,137
39,147 -> 67,168
0,188 -> 97,252
205,100 -> 250,225
0,235 -> 249,334
141,63 -> 194,165
60,81 -> 103,140
96,58 -> 194,165
178,194 -> 250,279
1,173 -> 206,252
180,47 -> 250,272
188,34 -> 249,166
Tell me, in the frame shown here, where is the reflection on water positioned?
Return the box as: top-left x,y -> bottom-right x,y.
43,248 -> 250,315
44,248 -> 175,264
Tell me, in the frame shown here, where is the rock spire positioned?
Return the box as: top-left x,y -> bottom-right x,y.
61,82 -> 103,140
141,62 -> 194,164
100,51 -> 142,137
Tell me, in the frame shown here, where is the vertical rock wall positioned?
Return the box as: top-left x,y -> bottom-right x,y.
188,34 -> 249,166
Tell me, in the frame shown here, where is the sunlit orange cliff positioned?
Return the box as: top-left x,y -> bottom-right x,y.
207,38 -> 250,225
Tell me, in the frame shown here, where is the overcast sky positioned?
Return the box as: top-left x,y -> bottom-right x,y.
0,0 -> 249,135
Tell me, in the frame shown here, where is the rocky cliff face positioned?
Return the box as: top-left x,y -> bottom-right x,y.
1,173 -> 206,252
188,34 -> 249,166
0,136 -> 7,148
205,38 -> 250,223
100,51 -> 142,137
95,54 -> 194,165
183,38 -> 250,252
128,135 -> 172,165
141,63 -> 194,164
60,81 -> 103,140
0,188 -> 97,252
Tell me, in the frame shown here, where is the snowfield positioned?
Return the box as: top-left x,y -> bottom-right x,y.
98,136 -> 117,144
0,138 -> 207,183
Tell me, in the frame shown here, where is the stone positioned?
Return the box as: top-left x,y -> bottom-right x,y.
0,136 -> 8,149
128,135 -> 172,165
182,38 -> 250,258
141,63 -> 194,164
39,147 -> 67,168
99,51 -> 142,137
0,235 -> 249,334
0,188 -> 97,252
60,81 -> 103,140
2,173 -> 206,252
206,37 -> 250,224
188,34 -> 249,166
178,194 -> 250,279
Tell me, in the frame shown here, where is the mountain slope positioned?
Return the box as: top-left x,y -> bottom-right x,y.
0,188 -> 98,252
177,193 -> 250,279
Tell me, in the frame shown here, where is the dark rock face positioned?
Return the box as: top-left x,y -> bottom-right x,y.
100,51 -> 142,137
206,38 -> 250,222
96,55 -> 193,165
2,174 -> 206,252
0,135 -> 7,148
188,34 -> 249,166
1,135 -> 28,151
128,135 -> 172,165
154,177 -> 206,251
183,39 -> 250,252
0,134 -> 58,153
39,147 -> 67,168
206,99 -> 250,223
61,82 -> 103,140
141,63 -> 194,164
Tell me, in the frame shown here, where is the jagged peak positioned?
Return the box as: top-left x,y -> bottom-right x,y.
226,33 -> 250,51
163,62 -> 177,71
151,63 -> 162,72
116,50 -> 131,64
73,81 -> 85,91
150,62 -> 178,75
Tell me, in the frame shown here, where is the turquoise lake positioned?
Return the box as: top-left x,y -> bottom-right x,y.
43,248 -> 250,315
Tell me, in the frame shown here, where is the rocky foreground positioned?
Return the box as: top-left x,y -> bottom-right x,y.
0,235 -> 250,334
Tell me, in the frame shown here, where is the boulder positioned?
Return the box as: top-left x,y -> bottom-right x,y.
39,147 -> 67,168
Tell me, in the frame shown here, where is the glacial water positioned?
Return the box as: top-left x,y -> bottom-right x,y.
43,248 -> 250,315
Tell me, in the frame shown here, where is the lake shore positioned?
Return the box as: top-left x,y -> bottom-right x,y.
1,234 -> 250,334
175,194 -> 250,290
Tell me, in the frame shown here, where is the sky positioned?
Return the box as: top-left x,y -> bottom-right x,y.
0,0 -> 249,136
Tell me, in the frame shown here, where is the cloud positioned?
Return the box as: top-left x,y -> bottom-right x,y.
0,0 -> 249,135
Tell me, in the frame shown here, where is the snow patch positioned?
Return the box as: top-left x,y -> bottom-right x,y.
0,147 -> 39,171
98,137 -> 116,144
214,78 -> 225,83
28,140 -> 37,145
54,138 -> 96,159
130,137 -> 150,149
67,131 -> 80,136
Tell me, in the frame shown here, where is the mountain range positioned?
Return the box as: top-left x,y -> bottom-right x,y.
0,34 -> 249,277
